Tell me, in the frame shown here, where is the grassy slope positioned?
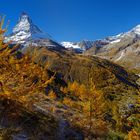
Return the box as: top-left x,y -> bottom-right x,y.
0,17 -> 139,139
0,44 -> 139,139
23,46 -> 140,137
0,45 -> 85,139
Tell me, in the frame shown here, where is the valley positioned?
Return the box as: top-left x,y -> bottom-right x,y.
0,12 -> 140,140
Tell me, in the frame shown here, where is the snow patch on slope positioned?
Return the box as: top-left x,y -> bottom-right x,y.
130,25 -> 140,35
61,42 -> 81,49
61,40 -> 94,52
110,39 -> 121,44
115,51 -> 125,61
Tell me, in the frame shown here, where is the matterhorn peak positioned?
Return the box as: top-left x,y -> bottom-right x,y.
13,12 -> 42,34
19,12 -> 30,21
6,12 -> 52,44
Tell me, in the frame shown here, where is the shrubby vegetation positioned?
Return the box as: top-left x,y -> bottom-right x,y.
0,16 -> 140,139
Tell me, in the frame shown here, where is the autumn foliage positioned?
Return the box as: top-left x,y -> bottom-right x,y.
0,16 -> 140,140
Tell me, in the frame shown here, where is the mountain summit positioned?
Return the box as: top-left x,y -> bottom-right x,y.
13,12 -> 42,34
7,12 -> 51,44
130,24 -> 140,35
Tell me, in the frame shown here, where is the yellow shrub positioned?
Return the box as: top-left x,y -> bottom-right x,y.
127,129 -> 140,140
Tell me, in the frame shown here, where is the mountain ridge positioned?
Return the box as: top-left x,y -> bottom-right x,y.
1,13 -> 140,139
6,12 -> 54,45
5,12 -> 140,72
62,24 -> 140,50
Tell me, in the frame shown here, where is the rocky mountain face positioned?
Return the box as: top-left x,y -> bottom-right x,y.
2,39 -> 139,139
6,12 -> 64,49
62,25 -> 140,71
2,13 -> 140,139
61,40 -> 95,52
6,12 -> 43,43
6,12 -> 140,72
61,33 -> 126,52
84,25 -> 140,71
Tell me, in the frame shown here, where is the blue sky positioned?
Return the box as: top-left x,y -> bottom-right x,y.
1,0 -> 140,42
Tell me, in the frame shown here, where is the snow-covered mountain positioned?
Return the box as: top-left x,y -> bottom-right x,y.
61,42 -> 81,49
62,24 -> 140,52
5,12 -> 140,70
103,24 -> 140,44
6,12 -> 52,44
60,23 -> 140,70
61,40 -> 95,51
61,35 -> 125,52
84,24 -> 140,70
86,24 -> 140,52
129,24 -> 140,35
104,24 -> 140,44
6,12 -> 65,50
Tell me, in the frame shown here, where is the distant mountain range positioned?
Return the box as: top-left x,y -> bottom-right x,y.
84,25 -> 140,70
2,12 -> 140,139
61,25 -> 140,51
6,12 -> 140,71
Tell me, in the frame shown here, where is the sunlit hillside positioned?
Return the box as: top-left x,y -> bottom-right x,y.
0,16 -> 140,140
